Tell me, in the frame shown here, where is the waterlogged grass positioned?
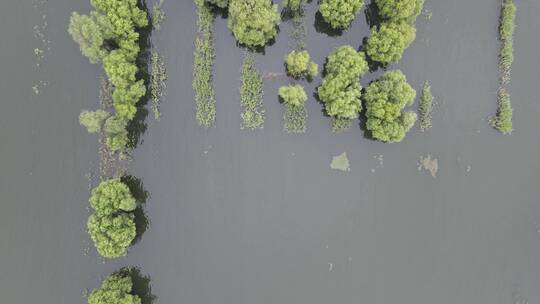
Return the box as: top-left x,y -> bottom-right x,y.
284,104 -> 307,133
493,0 -> 515,134
419,81 -> 433,131
150,52 -> 167,120
152,0 -> 165,31
331,117 -> 353,133
193,0 -> 216,127
240,52 -> 265,130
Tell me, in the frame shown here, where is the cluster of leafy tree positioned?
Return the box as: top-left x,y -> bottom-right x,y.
364,70 -> 417,142
69,0 -> 148,151
285,50 -> 318,79
89,272 -> 141,304
227,0 -> 280,47
318,46 -> 368,120
493,0 -> 515,134
366,0 -> 423,64
87,178 -> 137,258
318,0 -> 364,30
279,84 -> 307,107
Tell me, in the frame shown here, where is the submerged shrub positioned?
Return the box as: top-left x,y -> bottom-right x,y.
367,22 -> 416,64
285,50 -> 318,79
228,0 -> 280,47
283,0 -> 305,12
79,110 -> 110,133
89,272 -> 141,304
318,46 -> 368,120
279,84 -> 307,107
493,0 -> 515,134
418,81 -> 433,131
374,0 -> 424,23
319,0 -> 364,30
364,70 -> 417,142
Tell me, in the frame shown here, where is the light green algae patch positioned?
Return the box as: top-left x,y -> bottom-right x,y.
331,152 -> 350,172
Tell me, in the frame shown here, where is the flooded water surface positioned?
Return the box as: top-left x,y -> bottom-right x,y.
1,0 -> 540,303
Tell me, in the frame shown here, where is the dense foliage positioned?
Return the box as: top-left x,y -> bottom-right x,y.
419,81 -> 433,131
194,0 -> 217,127
79,110 -> 110,133
318,46 -> 368,120
88,272 -> 141,304
366,22 -> 416,64
240,53 -> 265,129
374,0 -> 424,22
68,0 -> 148,151
493,0 -> 515,134
228,0 -> 280,47
279,85 -> 307,107
285,50 -> 318,79
87,178 -> 137,258
364,70 -> 417,142
319,0 -> 364,30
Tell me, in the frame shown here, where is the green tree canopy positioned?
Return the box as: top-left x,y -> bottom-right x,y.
374,0 -> 424,23
104,116 -> 129,151
228,0 -> 280,47
68,11 -> 114,64
366,21 -> 416,64
318,46 -> 368,119
279,85 -> 307,107
89,272 -> 141,304
88,213 -> 137,258
319,0 -> 364,30
364,70 -> 417,142
285,50 -> 318,79
79,110 -> 110,134
90,178 -> 136,216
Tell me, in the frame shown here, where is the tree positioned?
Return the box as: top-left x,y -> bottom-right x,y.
228,0 -> 280,47
279,85 -> 307,107
104,116 -> 129,151
88,212 -> 137,258
284,50 -> 318,79
364,70 -> 417,142
89,272 -> 141,304
366,21 -> 416,64
79,110 -> 110,133
90,178 -> 136,216
374,0 -> 424,23
319,0 -> 364,30
317,46 -> 368,119
68,11 -> 113,64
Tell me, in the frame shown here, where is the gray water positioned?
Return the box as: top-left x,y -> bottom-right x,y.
1,0 -> 540,303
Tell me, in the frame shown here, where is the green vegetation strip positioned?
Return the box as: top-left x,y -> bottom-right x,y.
193,0 -> 216,127
419,81 -> 433,131
150,51 -> 167,120
493,0 -> 515,134
152,0 -> 165,31
240,52 -> 265,129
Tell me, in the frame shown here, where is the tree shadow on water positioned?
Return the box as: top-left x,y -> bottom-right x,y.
128,1 -> 152,149
364,1 -> 383,28
121,175 -> 150,245
116,267 -> 156,304
314,11 -> 343,37
358,37 -> 387,73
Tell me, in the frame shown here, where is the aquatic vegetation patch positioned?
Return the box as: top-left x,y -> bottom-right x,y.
492,0 -> 515,134
418,154 -> 438,178
193,0 -> 217,127
88,271 -> 141,304
364,70 -> 417,142
240,53 -> 265,129
279,85 -> 308,133
419,81 -> 433,131
318,0 -> 364,30
318,46 -> 368,131
68,0 -> 149,151
150,52 -> 167,120
87,178 -> 138,258
152,0 -> 165,31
